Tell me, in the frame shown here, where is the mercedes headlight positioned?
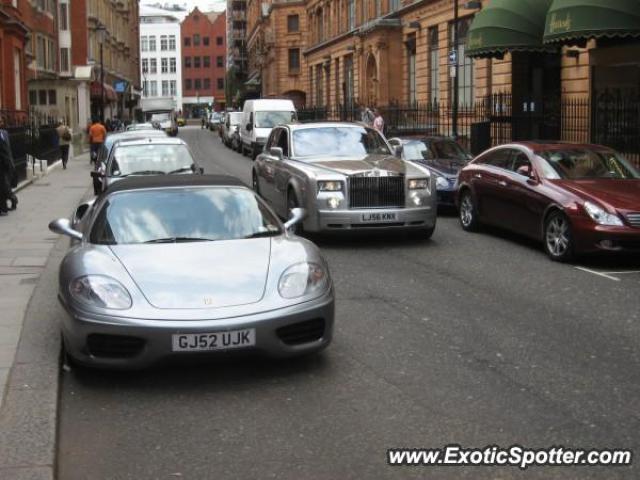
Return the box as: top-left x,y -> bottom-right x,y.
318,181 -> 343,192
584,201 -> 623,226
69,275 -> 132,310
278,262 -> 329,299
409,178 -> 429,190
436,176 -> 450,190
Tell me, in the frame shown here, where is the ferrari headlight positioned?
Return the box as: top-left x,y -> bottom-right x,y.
436,176 -> 450,190
318,180 -> 343,192
409,178 -> 429,190
278,262 -> 329,299
584,201 -> 623,226
69,275 -> 132,310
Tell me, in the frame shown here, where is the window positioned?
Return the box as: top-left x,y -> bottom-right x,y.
482,148 -> 512,169
47,89 -> 56,104
390,0 -> 400,11
169,80 -> 176,96
194,56 -> 200,68
193,34 -> 200,46
60,47 -> 70,72
348,0 -> 355,30
407,39 -> 416,104
203,36 -> 209,46
317,8 -> 324,42
170,58 -> 176,73
429,27 -> 440,103
344,55 -> 354,104
217,78 -> 224,90
160,35 -> 168,51
149,36 -> 156,51
169,36 -> 176,51
39,90 -> 47,105
204,78 -> 210,89
315,64 -> 323,106
194,79 -> 201,90
142,58 -> 149,73
185,56 -> 191,68
203,56 -> 210,68
216,36 -> 223,46
36,36 -> 46,69
149,81 -> 157,96
161,58 -> 168,73
141,36 -> 148,52
149,58 -> 157,74
161,80 -> 169,96
184,37 -> 191,47
287,14 -> 299,32
216,56 -> 223,67
449,18 -> 474,108
29,90 -> 37,105
185,79 -> 192,90
60,3 -> 69,30
288,48 -> 300,73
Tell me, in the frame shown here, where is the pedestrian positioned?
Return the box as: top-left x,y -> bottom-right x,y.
0,117 -> 18,214
201,115 -> 206,130
88,117 -> 107,164
56,119 -> 72,169
373,108 -> 384,134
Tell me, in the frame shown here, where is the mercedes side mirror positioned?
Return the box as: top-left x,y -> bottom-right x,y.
49,218 -> 83,241
269,147 -> 284,160
284,208 -> 306,232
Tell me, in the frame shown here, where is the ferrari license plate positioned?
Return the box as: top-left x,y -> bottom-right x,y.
361,212 -> 398,222
172,329 -> 256,352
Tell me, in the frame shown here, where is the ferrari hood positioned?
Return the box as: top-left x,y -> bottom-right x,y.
308,154 -> 407,176
110,239 -> 271,309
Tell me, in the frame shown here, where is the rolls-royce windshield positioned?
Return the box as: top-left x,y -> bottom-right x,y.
293,127 -> 391,158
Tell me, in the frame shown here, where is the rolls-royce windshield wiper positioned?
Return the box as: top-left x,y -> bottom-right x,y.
144,237 -> 215,243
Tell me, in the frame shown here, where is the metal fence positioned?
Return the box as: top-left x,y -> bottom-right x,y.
1,109 -> 61,181
298,91 -> 640,168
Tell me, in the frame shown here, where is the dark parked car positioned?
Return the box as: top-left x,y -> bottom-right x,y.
456,142 -> 640,261
390,137 -> 472,207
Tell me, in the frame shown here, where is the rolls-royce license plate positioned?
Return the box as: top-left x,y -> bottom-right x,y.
361,212 -> 398,222
172,329 -> 256,352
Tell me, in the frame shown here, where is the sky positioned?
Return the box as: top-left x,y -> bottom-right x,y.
141,0 -> 227,13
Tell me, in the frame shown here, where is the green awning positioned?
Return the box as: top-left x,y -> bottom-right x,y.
466,0 -> 554,58
544,0 -> 640,44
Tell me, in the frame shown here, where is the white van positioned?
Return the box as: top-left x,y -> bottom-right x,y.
240,99 -> 297,159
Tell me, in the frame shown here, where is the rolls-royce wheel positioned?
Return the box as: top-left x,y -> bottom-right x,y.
459,190 -> 480,232
544,211 -> 574,262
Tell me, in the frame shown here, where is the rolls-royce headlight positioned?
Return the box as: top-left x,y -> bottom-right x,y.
409,178 -> 430,190
318,181 -> 343,192
278,262 -> 329,299
69,275 -> 132,310
436,176 -> 450,190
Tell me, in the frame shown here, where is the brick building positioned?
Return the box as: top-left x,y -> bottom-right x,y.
246,0 -> 308,107
0,1 -> 29,114
181,8 -> 227,115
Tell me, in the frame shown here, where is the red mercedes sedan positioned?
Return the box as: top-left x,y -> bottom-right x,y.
456,142 -> 640,261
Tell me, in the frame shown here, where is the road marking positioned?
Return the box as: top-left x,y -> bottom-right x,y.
575,267 -> 621,282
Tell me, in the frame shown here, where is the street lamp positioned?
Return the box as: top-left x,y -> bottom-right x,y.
96,24 -> 107,124
452,1 -> 482,139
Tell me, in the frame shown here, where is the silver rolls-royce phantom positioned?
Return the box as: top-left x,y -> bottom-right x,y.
252,122 -> 437,236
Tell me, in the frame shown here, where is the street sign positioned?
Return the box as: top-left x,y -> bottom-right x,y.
448,49 -> 458,66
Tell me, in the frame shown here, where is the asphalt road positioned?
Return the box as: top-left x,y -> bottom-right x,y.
56,126 -> 640,479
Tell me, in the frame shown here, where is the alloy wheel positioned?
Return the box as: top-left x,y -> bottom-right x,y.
460,194 -> 473,228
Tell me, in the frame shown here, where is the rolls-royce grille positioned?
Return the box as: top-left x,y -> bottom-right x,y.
626,213 -> 640,228
348,176 -> 405,209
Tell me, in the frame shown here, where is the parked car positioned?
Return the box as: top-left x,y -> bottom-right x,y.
48,175 -> 334,368
390,136 -> 473,207
241,99 -> 297,159
221,111 -> 243,150
92,137 -> 203,193
208,112 -> 224,131
253,122 -> 437,236
456,142 -> 640,261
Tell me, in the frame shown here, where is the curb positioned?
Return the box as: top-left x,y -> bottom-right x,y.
14,159 -> 64,193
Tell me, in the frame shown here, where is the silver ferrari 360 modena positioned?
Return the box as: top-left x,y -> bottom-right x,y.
49,175 -> 334,368
252,122 -> 437,236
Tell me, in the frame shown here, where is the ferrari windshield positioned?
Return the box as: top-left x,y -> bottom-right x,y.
537,149 -> 640,180
109,144 -> 195,176
90,187 -> 282,245
293,126 -> 391,158
255,111 -> 296,128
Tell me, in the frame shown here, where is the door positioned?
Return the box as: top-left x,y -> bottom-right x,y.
258,128 -> 281,206
472,148 -> 512,226
272,128 -> 293,216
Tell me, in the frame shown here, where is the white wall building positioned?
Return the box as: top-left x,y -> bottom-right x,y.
140,6 -> 183,113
